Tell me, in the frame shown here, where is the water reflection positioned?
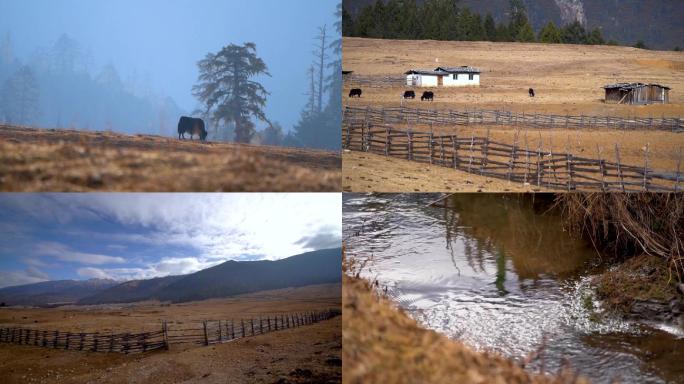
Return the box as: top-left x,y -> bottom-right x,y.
343,193 -> 682,384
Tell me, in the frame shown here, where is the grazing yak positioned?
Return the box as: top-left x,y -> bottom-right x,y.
349,88 -> 362,98
529,88 -> 535,97
403,90 -> 416,99
178,116 -> 208,141
421,91 -> 434,101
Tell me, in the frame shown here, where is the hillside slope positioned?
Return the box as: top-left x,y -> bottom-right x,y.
343,0 -> 684,50
77,248 -> 342,305
77,275 -> 184,305
0,126 -> 341,192
0,279 -> 118,306
156,248 -> 342,303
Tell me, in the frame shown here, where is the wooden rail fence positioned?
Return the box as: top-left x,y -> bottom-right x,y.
343,122 -> 683,192
0,327 -> 165,354
344,105 -> 684,132
0,309 -> 340,354
165,309 -> 340,346
345,74 -> 405,88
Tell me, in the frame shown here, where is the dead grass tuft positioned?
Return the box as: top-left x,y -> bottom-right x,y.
555,193 -> 684,280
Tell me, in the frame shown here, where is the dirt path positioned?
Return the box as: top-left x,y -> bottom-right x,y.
0,125 -> 341,192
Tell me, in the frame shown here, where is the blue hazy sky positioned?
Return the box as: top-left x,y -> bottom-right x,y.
0,194 -> 342,288
0,0 -> 339,130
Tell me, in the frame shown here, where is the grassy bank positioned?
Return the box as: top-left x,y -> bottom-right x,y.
342,267 -> 585,383
556,193 -> 684,315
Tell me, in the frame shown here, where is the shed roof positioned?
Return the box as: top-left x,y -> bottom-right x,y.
603,82 -> 671,90
405,66 -> 480,75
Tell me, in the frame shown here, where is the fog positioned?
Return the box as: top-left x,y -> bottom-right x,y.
0,0 -> 339,146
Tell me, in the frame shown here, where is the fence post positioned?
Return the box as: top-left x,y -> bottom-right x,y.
65,332 -> 71,350
203,321 -> 209,346
259,317 -> 263,334
79,332 -> 85,350
93,332 -> 99,352
251,318 -> 255,336
241,319 -> 245,338
597,145 -> 605,191
643,143 -> 650,191
267,317 -> 271,332
162,321 -> 169,350
53,330 -> 59,349
123,333 -> 130,354
42,330 -> 48,347
109,333 -> 115,352
675,148 -> 682,193
231,319 -> 235,339
615,144 -> 625,192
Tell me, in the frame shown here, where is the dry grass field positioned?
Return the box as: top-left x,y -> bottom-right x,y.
0,284 -> 341,384
342,37 -> 684,191
343,150 -> 550,192
343,37 -> 684,116
0,125 -> 341,192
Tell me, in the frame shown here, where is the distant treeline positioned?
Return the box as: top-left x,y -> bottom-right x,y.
0,34 -> 183,135
343,0 -> 665,49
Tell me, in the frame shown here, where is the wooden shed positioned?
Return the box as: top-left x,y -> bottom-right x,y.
603,83 -> 670,104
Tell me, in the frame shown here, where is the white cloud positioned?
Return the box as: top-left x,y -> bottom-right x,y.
77,267 -> 114,280
76,257 -> 223,281
2,193 -> 341,283
0,270 -> 49,288
35,242 -> 125,265
25,266 -> 49,280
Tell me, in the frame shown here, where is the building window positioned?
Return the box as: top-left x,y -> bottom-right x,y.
453,74 -> 458,80
469,73 -> 474,80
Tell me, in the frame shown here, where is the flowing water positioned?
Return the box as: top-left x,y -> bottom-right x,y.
343,193 -> 684,384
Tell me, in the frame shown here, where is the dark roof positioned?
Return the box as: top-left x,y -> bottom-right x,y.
435,66 -> 480,73
405,66 -> 480,75
603,82 -> 671,90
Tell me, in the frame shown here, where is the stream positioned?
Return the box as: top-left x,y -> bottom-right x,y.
343,193 -> 684,384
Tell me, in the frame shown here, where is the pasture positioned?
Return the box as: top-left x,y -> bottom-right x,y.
0,284 -> 341,383
342,37 -> 684,191
0,125 -> 340,192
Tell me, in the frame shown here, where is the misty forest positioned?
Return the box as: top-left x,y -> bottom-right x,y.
0,4 -> 341,150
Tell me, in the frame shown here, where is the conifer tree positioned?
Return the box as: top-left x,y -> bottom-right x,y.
193,42 -> 270,143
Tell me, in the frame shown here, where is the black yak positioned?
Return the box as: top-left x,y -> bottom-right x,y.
178,116 -> 208,141
529,88 -> 535,97
403,90 -> 416,99
349,88 -> 362,98
421,91 -> 434,101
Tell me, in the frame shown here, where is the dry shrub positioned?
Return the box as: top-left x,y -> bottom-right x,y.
555,193 -> 684,280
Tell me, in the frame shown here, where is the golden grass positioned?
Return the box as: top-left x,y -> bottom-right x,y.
0,284 -> 341,383
555,193 -> 684,279
343,150 -> 551,192
342,247 -> 586,384
0,125 -> 341,191
343,37 -> 684,116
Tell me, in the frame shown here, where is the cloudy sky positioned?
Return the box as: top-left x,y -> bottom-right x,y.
0,194 -> 341,288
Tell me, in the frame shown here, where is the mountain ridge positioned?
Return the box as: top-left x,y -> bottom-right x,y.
0,248 -> 342,307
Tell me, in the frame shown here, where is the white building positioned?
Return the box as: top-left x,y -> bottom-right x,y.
405,66 -> 480,87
